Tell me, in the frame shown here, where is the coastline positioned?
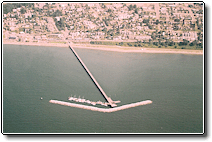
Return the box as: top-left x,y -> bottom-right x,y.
3,40 -> 203,55
3,40 -> 69,48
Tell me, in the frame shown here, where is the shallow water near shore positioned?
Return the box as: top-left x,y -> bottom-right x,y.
3,44 -> 203,133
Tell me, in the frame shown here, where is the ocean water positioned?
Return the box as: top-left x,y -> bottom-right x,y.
3,44 -> 203,133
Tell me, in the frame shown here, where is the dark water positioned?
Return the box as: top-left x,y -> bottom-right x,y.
3,44 -> 203,133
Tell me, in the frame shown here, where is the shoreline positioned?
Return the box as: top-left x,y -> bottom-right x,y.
3,40 -> 203,55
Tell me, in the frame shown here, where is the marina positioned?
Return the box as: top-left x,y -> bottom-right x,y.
49,100 -> 153,113
56,44 -> 153,111
68,96 -> 117,106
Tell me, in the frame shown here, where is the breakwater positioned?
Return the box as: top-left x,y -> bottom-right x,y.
69,45 -> 117,107
49,100 -> 152,113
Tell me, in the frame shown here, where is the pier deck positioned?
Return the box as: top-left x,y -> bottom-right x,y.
69,45 -> 117,107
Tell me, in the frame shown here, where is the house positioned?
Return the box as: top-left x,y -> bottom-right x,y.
34,3 -> 45,9
41,35 -> 47,40
9,26 -> 16,31
13,9 -> 17,12
34,25 -> 41,31
55,17 -> 60,21
9,36 -> 16,39
34,35 -> 41,40
135,35 -> 151,41
48,34 -> 63,39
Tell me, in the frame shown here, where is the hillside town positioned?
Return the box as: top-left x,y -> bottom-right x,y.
3,3 -> 203,49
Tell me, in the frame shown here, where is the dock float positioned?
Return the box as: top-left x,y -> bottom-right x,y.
69,45 -> 117,107
49,100 -> 152,113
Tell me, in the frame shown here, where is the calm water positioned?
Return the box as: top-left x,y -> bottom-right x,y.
3,44 -> 203,133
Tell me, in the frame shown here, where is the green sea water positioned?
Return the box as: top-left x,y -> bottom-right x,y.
3,44 -> 203,133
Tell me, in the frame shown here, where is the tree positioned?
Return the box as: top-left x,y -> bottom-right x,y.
151,33 -> 156,40
20,8 -> 26,14
101,3 -> 106,9
153,42 -> 159,46
178,39 -> 189,46
119,42 -> 123,46
173,26 -> 179,31
128,4 -> 133,11
143,19 -> 149,24
127,43 -> 132,46
174,19 -> 180,22
134,8 -> 138,14
3,3 -> 34,14
147,24 -> 153,29
133,4 -> 137,9
183,39 -> 189,45
107,8 -> 112,13
102,28 -> 107,32
155,19 -> 159,25
54,17 -> 66,31
190,23 -> 195,29
189,40 -> 197,46
52,9 -> 62,17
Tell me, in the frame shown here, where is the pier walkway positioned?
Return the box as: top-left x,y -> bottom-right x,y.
69,44 -> 117,107
49,100 -> 152,113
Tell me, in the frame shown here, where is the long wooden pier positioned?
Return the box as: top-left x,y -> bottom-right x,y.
49,100 -> 152,113
69,45 -> 117,107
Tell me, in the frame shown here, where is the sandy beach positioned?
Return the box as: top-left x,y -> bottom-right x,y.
3,40 -> 203,55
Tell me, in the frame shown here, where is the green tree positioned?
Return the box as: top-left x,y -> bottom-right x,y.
189,40 -> 197,46
128,4 -> 133,11
54,17 -> 66,31
20,8 -> 26,14
52,9 -> 62,17
155,19 -> 159,25
143,19 -> 149,24
147,24 -> 153,29
134,8 -> 138,14
127,43 -> 132,46
107,8 -> 112,13
119,42 -> 124,46
3,3 -> 34,14
133,4 -> 137,9
102,3 -> 106,8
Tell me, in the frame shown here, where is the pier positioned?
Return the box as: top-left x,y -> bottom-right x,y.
69,45 -> 117,107
49,100 -> 152,113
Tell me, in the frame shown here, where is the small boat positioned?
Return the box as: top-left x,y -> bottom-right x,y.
68,97 -> 74,101
81,98 -> 86,103
81,96 -> 86,103
91,102 -> 96,105
40,97 -> 43,100
102,103 -> 108,106
78,96 -> 82,102
72,98 -> 77,101
96,100 -> 102,104
86,100 -> 91,104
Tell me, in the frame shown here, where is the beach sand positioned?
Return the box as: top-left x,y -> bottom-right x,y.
3,40 -> 203,55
